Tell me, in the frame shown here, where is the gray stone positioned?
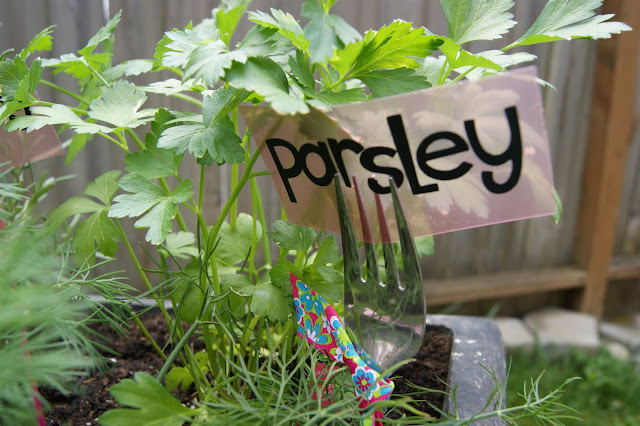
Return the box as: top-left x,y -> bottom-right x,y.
603,341 -> 631,361
524,308 -> 599,351
494,317 -> 536,351
428,315 -> 506,425
600,321 -> 640,350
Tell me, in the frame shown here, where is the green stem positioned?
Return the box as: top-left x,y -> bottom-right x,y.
250,175 -> 271,267
170,92 -> 202,106
125,128 -> 145,151
249,171 -> 270,178
450,66 -> 477,84
158,178 -> 188,232
131,314 -> 167,360
198,164 -> 206,212
157,319 -> 201,382
40,79 -> 91,104
116,131 -> 130,154
87,63 -> 111,87
33,100 -> 87,116
437,59 -> 450,86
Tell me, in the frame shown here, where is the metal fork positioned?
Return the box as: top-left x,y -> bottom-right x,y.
335,175 -> 426,371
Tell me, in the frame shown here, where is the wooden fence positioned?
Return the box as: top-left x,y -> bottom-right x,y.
1,0 -> 639,318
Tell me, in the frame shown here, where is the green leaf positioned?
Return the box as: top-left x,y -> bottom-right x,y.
438,37 -> 504,72
0,56 -> 28,101
301,265 -> 342,303
169,262 -> 203,323
14,59 -> 42,103
269,258 -> 302,297
452,50 -> 537,80
312,235 -> 340,266
143,78 -> 202,95
302,0 -> 361,63
162,21 -> 219,68
157,117 -> 244,164
215,213 -> 262,266
330,20 -> 442,79
6,104 -> 111,134
359,68 -> 431,97
126,109 -> 182,179
98,372 -> 193,426
311,88 -> 369,106
236,25 -> 292,58
109,174 -> 193,244
225,56 -> 309,115
46,171 -> 122,263
506,0 -> 632,49
42,52 -> 111,80
183,37 -> 247,87
104,59 -> 154,81
441,0 -> 516,44
46,197 -> 105,232
267,220 -> 316,253
84,169 -> 122,206
165,366 -> 194,392
249,281 -> 291,323
249,9 -> 308,50
19,26 -> 54,60
160,232 -> 199,259
88,80 -> 152,129
219,273 -> 254,296
289,50 -> 315,90
213,0 -> 252,46
415,235 -> 435,258
79,10 -> 122,56
65,133 -> 92,164
75,210 -> 120,260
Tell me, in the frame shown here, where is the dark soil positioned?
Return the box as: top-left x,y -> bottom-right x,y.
42,315 -> 452,425
390,325 -> 453,419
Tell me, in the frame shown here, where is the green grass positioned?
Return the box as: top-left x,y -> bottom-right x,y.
507,346 -> 640,425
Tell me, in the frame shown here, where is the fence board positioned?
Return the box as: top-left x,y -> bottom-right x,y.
0,1 -> 637,294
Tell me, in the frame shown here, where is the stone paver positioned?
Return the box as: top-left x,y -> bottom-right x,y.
523,307 -> 599,352
600,321 -> 640,350
494,317 -> 535,351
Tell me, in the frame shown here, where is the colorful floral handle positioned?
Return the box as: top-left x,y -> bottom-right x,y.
291,273 -> 393,425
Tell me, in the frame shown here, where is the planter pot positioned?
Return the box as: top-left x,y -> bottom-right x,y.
48,300 -> 506,424
427,315 -> 507,425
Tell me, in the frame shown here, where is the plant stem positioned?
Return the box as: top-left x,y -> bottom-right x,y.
125,128 -> 146,151
40,79 -> 91,104
170,92 -> 203,106
157,319 -> 201,382
33,100 -> 87,116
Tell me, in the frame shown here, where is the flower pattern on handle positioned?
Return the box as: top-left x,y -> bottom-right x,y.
291,273 -> 393,425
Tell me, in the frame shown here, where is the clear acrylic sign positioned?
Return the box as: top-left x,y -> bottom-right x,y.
0,108 -> 64,169
240,66 -> 555,243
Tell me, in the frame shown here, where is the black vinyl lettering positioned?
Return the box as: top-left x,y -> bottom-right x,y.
359,146 -> 404,193
417,131 -> 472,180
328,138 -> 364,187
266,138 -> 303,203
464,106 -> 522,194
300,142 -> 337,187
386,115 -> 438,194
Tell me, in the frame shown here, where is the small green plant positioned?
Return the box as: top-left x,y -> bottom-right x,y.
0,0 -> 630,424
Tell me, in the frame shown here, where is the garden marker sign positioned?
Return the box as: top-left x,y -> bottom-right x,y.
240,66 -> 556,243
0,107 -> 64,170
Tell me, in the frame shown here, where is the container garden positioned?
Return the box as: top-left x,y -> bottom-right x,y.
0,0 -> 629,424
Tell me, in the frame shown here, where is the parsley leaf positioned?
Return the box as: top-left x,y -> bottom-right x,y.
215,213 -> 262,267
358,68 -> 431,97
438,37 -> 504,72
249,9 -> 308,50
88,80 -> 153,130
302,0 -> 361,63
225,56 -> 309,115
46,170 -> 122,263
79,10 -> 122,56
267,220 -> 316,253
19,26 -> 54,60
158,88 -> 244,164
98,372 -> 193,426
506,0 -> 631,49
125,109 -> 182,179
160,232 -> 199,260
330,20 -> 441,79
213,0 -> 252,46
441,0 -> 516,45
6,104 -> 110,134
109,174 -> 193,244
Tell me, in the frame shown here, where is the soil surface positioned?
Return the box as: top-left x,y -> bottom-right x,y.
42,314 -> 452,424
